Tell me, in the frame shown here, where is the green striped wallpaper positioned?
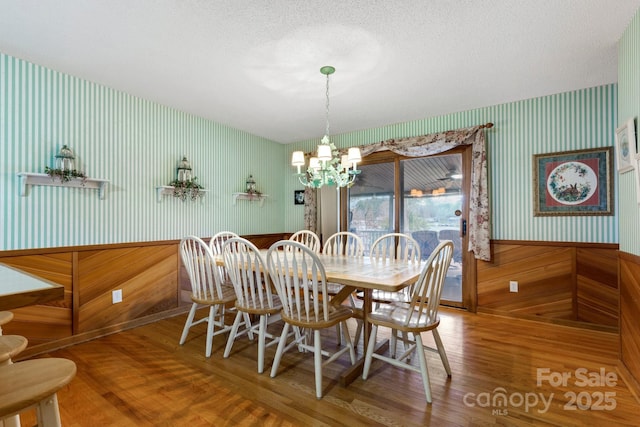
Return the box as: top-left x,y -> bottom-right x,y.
0,52 -> 287,251
618,8 -> 640,256
0,48 -> 624,251
285,85 -> 619,243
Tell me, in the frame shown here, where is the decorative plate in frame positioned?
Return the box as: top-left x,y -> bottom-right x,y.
533,147 -> 613,216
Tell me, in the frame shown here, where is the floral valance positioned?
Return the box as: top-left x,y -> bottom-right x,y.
305,124 -> 492,261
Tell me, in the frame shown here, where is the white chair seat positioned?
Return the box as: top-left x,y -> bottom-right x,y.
281,304 -> 354,329
369,304 -> 440,331
190,284 -> 236,306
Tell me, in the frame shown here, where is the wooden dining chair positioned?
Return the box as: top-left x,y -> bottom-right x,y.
179,235 -> 237,358
362,240 -> 454,403
222,237 -> 283,373
322,232 -> 364,345
288,230 -> 321,253
266,240 -> 356,399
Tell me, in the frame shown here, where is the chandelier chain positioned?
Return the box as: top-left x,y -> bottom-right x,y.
325,72 -> 330,138
289,65 -> 361,189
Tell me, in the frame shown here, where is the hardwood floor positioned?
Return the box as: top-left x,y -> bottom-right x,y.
14,308 -> 640,426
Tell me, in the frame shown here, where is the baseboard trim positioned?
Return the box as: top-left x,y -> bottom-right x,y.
16,306 -> 191,360
618,361 -> 640,405
477,307 -> 618,334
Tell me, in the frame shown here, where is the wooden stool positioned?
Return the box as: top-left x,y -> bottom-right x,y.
0,335 -> 28,365
0,312 -> 13,335
0,335 -> 28,427
0,358 -> 76,427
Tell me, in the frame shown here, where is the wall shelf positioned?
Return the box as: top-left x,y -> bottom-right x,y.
156,186 -> 208,202
18,172 -> 109,200
232,192 -> 268,207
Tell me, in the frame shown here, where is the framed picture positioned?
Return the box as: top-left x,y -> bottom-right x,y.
615,118 -> 636,173
533,147 -> 613,216
294,190 -> 305,205
635,154 -> 640,205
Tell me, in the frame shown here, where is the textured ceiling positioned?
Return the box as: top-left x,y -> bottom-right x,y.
0,0 -> 638,144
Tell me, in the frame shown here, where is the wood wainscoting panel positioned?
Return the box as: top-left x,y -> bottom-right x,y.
477,243 -> 574,319
620,252 -> 640,390
77,244 -> 178,333
576,247 -> 618,326
0,252 -> 73,344
243,232 -> 292,249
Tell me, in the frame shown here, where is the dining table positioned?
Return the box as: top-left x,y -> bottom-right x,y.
312,253 -> 424,385
217,249 -> 425,386
0,263 -> 65,311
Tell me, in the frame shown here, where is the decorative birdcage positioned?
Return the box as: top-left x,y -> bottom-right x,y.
168,155 -> 204,201
176,156 -> 192,182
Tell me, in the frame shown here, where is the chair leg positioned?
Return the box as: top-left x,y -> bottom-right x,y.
179,303 -> 198,345
1,414 -> 21,427
414,333 -> 432,403
362,324 -> 378,380
270,323 -> 290,378
257,314 -> 267,374
35,392 -> 62,427
223,312 -> 243,358
335,324 -> 342,346
339,321 -> 356,364
354,319 -> 363,350
432,329 -> 452,377
390,330 -> 397,357
313,329 -> 323,399
402,331 -> 411,361
205,306 -> 217,358
244,313 -> 255,341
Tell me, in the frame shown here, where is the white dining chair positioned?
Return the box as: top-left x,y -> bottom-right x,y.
266,240 -> 356,399
208,231 -> 239,256
209,231 -> 239,285
322,231 -> 364,345
362,240 -> 454,403
288,230 -> 321,253
370,232 -> 421,264
355,232 -> 422,350
222,237 -> 283,374
179,235 -> 236,358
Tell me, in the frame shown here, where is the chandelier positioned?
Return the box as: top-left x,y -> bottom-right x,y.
291,66 -> 362,189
